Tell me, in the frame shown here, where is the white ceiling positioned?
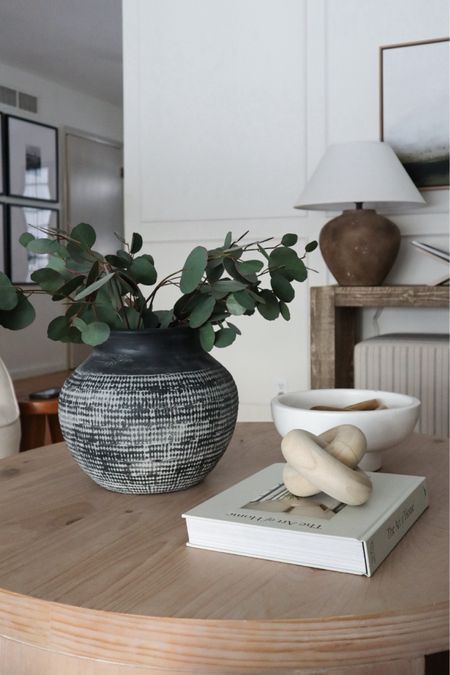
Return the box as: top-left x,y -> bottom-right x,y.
0,0 -> 122,106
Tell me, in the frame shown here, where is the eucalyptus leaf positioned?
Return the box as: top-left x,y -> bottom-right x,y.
80,321 -> 111,346
199,322 -> 215,352
269,246 -> 297,272
180,246 -> 208,294
27,238 -> 57,254
72,317 -> 87,332
94,302 -> 123,328
116,250 -> 133,264
0,272 -> 13,287
86,260 -> 100,287
0,294 -> 35,330
271,273 -> 295,302
59,326 -> 83,344
142,309 -> 160,328
225,246 -> 243,260
129,256 -> 157,285
188,294 -> 215,328
51,243 -> 70,259
305,240 -> 318,252
214,327 -> 236,348
65,302 -> 84,318
212,279 -> 247,294
173,292 -> 198,319
52,275 -> 85,301
154,309 -> 173,328
224,232 -> 233,248
226,294 -> 246,316
0,287 -> 18,311
123,306 -> 141,329
269,246 -> 307,282
65,256 -> 93,273
206,262 -> 224,283
47,315 -> 71,341
226,320 -> 242,335
19,232 -> 35,247
71,222 -> 96,248
74,272 -> 115,300
105,254 -> 128,269
233,289 -> 256,310
280,301 -> 291,321
236,259 -> 264,275
130,232 -> 143,255
289,258 -> 307,282
47,255 -> 69,274
31,268 -> 66,293
256,289 -> 280,320
67,240 -> 91,264
281,233 -> 298,247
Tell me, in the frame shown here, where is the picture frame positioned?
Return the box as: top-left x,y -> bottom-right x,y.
7,203 -> 59,284
0,204 -> 6,274
0,114 -> 4,196
380,37 -> 450,191
5,115 -> 59,202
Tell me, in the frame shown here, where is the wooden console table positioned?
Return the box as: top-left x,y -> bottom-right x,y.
310,285 -> 450,389
0,424 -> 448,673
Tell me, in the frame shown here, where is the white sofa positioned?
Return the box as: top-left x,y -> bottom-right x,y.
0,357 -> 20,458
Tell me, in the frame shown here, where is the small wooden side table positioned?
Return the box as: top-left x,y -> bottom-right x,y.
310,285 -> 450,389
0,424 -> 448,674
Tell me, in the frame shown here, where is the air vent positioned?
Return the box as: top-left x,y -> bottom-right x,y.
18,91 -> 38,113
0,85 -> 16,107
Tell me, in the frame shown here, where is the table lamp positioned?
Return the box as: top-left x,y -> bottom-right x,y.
294,141 -> 425,285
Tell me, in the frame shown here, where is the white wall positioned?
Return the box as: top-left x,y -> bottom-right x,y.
0,61 -> 123,379
123,0 -> 449,421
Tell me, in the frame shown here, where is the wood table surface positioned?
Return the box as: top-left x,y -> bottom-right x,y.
0,424 -> 448,674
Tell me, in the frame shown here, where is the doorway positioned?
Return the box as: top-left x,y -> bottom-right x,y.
64,129 -> 123,366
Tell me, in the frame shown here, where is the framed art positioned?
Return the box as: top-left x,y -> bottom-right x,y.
6,115 -> 59,202
8,204 -> 59,284
380,37 -> 450,190
0,204 -> 5,274
0,114 -> 4,196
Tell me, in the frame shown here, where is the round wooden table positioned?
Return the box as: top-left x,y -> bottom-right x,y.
0,424 -> 448,674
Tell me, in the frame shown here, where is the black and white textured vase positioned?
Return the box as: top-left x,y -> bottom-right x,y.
58,327 -> 238,494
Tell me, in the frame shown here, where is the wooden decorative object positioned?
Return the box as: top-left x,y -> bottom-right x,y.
0,424 -> 448,673
281,425 -> 372,504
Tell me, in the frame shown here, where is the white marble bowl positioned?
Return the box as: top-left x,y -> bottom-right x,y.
271,389 -> 421,471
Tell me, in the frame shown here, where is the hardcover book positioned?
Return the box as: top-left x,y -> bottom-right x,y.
183,464 -> 428,576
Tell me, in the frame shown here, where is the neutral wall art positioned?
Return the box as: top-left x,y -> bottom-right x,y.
6,115 -> 59,201
380,37 -> 450,190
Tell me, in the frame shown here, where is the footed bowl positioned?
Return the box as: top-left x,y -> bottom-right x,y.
271,389 -> 420,471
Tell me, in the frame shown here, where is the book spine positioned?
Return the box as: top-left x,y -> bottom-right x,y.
363,480 -> 428,576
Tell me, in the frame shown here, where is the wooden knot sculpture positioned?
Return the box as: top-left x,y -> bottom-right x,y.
281,425 -> 372,506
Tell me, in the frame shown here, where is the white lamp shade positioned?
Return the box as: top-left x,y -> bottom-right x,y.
295,141 -> 425,211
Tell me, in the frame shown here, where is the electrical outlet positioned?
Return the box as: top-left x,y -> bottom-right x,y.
276,378 -> 287,394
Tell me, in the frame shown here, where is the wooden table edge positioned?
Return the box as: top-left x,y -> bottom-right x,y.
0,587 -> 448,670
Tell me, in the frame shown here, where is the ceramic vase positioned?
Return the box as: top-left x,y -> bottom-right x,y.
58,327 -> 238,493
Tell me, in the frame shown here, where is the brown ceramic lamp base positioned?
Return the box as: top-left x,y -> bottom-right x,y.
319,208 -> 401,286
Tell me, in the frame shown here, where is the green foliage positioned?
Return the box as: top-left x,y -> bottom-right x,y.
180,246 -> 208,294
0,222 -> 317,350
